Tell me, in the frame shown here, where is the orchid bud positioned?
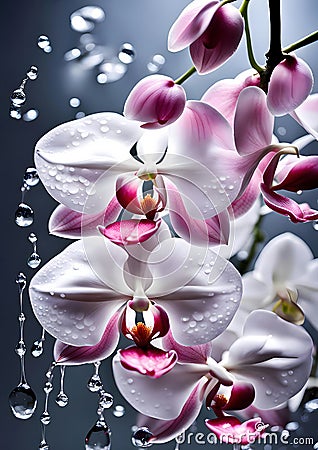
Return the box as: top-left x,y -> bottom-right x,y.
124,75 -> 186,129
267,55 -> 313,116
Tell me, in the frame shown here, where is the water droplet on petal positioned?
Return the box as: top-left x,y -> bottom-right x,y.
85,419 -> 111,450
8,383 -> 37,419
118,43 -> 136,64
15,203 -> 34,227
11,89 -> 26,106
132,427 -> 153,448
27,252 -> 41,268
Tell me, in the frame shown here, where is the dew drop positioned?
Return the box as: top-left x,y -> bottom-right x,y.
127,378 -> 134,385
118,43 -> 136,64
11,89 -> 26,107
132,427 -> 153,448
285,421 -> 299,431
304,397 -> 318,413
265,389 -> 272,395
27,252 -> 42,268
99,60 -> 127,83
26,66 -> 38,80
85,419 -> 111,450
23,109 -> 39,122
69,97 -> 81,108
8,383 -> 37,419
15,203 -> 34,227
113,404 -> 125,417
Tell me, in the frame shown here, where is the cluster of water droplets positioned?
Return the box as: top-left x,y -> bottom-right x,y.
38,361 -> 57,450
15,167 -> 40,228
8,273 -> 37,420
10,66 -> 39,120
37,35 -> 52,53
85,361 -> 113,450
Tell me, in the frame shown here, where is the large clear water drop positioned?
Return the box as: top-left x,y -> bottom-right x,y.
26,66 -> 38,80
15,203 -> 34,227
27,252 -> 41,268
8,383 -> 37,419
131,427 -> 153,448
118,43 -> 136,64
85,419 -> 111,450
31,339 -> 44,357
87,374 -> 102,392
11,89 -> 26,107
24,168 -> 39,186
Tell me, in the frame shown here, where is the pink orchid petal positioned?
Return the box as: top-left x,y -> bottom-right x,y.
35,112 -> 142,214
223,381 -> 255,411
201,70 -> 260,125
222,310 -> 314,409
124,75 -> 186,128
291,93 -> 318,140
165,177 -> 230,245
205,416 -> 265,444
53,308 -> 122,365
29,238 -> 132,346
267,55 -> 313,116
113,354 -> 209,419
190,4 -> 243,74
234,87 -> 274,156
230,168 -> 262,217
115,173 -> 144,214
273,155 -> 318,192
162,330 -> 212,364
147,303 -> 171,339
168,0 -> 220,52
137,377 -> 209,443
241,404 -> 290,428
99,219 -> 161,245
49,195 -> 122,238
119,346 -> 178,378
145,238 -> 242,345
261,182 -> 318,222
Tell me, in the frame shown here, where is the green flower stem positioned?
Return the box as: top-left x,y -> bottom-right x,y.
174,66 -> 197,85
239,0 -> 264,73
237,213 -> 265,275
283,30 -> 318,54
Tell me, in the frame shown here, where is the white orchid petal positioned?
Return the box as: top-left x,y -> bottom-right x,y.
223,310 -> 313,409
113,354 -> 208,419
137,128 -> 168,164
35,113 -> 142,213
29,238 -> 130,346
241,272 -> 273,309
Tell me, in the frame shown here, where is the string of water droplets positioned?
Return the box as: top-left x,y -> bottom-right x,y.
85,361 -> 113,450
39,361 -> 57,450
10,66 -> 38,120
27,232 -> 42,269
15,167 -> 39,228
31,327 -> 46,358
8,273 -> 37,420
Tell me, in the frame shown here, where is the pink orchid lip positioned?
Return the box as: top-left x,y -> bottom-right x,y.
119,346 -> 178,378
98,218 -> 161,245
205,416 -> 267,445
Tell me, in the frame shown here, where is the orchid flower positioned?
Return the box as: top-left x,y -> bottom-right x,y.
29,223 -> 242,365
168,0 -> 244,74
113,310 -> 313,443
123,75 -> 186,129
238,233 -> 318,331
292,93 -> 318,141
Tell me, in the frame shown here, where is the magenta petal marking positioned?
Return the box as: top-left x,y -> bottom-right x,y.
119,346 -> 178,378
224,381 -> 255,411
100,219 -> 161,245
116,174 -> 144,214
162,330 -> 212,364
54,309 -> 121,365
274,156 -> 318,192
205,416 -> 267,444
149,304 -> 170,339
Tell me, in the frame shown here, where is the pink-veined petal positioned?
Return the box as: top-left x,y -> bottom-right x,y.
145,238 -> 242,345
273,155 -> 318,192
291,93 -> 318,140
234,87 -> 274,156
115,173 -> 144,214
49,195 -> 122,238
162,330 -> 212,364
35,113 -> 142,214
53,307 -> 122,365
222,310 -> 313,409
205,416 -> 266,444
99,219 -> 161,246
29,238 -> 132,346
137,377 -> 210,443
112,354 -> 208,419
267,55 -> 313,116
168,0 -> 220,52
190,4 -> 243,74
119,346 -> 178,378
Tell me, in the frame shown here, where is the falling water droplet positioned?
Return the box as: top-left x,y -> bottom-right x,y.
28,232 -> 37,243
70,6 -> 105,33
16,272 -> 27,291
41,411 -> 51,425
8,383 -> 37,419
132,427 -> 153,448
37,35 -> 50,49
15,203 -> 34,227
98,60 -> 127,82
87,374 -> 103,392
113,404 -> 125,417
15,341 -> 27,357
23,109 -> 39,122
55,392 -> 69,407
31,340 -> 44,357
39,441 -> 50,450
26,66 -> 38,80
304,397 -> 318,412
313,220 -> 318,231
147,54 -> 165,72
11,89 -> 26,107
69,97 -> 81,108
118,43 -> 136,64
85,418 -> 111,450
99,391 -> 113,410
10,105 -> 22,119
27,252 -> 42,268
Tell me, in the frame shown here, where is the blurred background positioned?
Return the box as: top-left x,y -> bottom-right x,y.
1,0 -> 318,449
